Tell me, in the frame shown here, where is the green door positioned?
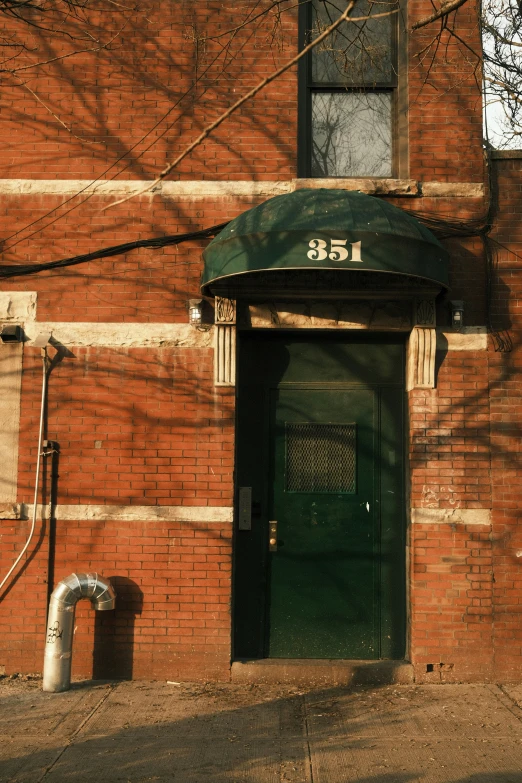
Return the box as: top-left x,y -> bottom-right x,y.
234,332 -> 405,660
269,387 -> 377,658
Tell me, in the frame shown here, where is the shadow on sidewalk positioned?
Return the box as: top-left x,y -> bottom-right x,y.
1,682 -> 522,783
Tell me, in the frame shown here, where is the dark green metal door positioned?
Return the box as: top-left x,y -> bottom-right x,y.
234,333 -> 405,660
269,387 -> 377,658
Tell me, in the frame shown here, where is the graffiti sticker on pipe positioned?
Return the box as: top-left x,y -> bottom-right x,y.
47,620 -> 63,644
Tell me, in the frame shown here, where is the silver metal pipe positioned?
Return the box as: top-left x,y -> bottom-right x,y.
43,573 -> 116,693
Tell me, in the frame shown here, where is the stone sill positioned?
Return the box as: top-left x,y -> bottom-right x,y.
0,178 -> 485,199
437,327 -> 488,351
412,508 -> 492,526
0,503 -> 21,520
491,150 -> 522,160
297,179 -> 483,198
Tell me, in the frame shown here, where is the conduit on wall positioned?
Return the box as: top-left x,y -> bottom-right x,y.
43,573 -> 116,693
0,335 -> 50,596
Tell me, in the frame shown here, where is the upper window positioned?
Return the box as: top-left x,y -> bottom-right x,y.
298,0 -> 401,178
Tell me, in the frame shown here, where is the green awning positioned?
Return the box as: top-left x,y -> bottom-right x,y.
201,189 -> 449,296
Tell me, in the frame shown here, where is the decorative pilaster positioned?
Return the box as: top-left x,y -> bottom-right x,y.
215,297 -> 236,325
413,298 -> 436,328
214,297 -> 236,387
406,299 -> 437,390
406,326 -> 437,390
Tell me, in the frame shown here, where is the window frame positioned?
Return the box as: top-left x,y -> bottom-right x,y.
297,0 -> 408,179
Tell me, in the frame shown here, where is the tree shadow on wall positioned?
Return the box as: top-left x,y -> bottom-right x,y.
93,576 -> 143,680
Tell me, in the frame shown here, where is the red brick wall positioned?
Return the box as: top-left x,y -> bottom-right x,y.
408,351 -> 494,682
0,0 -> 483,187
488,155 -> 522,681
408,0 -> 484,182
0,517 -> 232,680
409,352 -> 491,512
411,523 -> 494,682
0,0 -> 298,182
0,0 -> 506,683
17,347 -> 234,506
60,517 -> 233,681
405,156 -> 522,682
0,345 -> 234,680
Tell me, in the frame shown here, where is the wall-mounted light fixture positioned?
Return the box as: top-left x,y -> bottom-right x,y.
188,299 -> 203,326
0,324 -> 23,343
450,300 -> 464,332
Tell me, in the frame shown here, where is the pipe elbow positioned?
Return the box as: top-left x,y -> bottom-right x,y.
91,577 -> 116,611
43,573 -> 115,693
50,574 -> 82,608
50,573 -> 116,611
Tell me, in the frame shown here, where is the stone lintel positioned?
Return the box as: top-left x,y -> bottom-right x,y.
246,301 -> 412,330
23,322 -> 213,348
491,150 -> 522,160
0,503 -> 21,519
294,178 -> 419,196
421,182 -> 485,198
16,322 -> 489,350
0,292 -> 37,323
24,504 -> 233,523
437,327 -> 488,351
412,508 -> 492,526
0,179 -> 484,199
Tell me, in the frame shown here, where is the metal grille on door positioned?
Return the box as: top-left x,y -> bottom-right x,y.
285,422 -> 356,493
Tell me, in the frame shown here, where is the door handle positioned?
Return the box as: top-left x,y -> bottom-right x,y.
269,521 -> 278,552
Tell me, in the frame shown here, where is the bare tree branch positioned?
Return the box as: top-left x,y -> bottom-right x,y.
411,0 -> 469,31
14,75 -> 104,141
1,0 -> 291,250
481,0 -> 522,145
482,20 -> 522,49
104,2 -> 405,210
203,0 -> 299,42
0,43 -> 105,72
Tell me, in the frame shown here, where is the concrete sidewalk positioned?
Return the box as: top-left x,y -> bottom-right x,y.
2,677 -> 522,782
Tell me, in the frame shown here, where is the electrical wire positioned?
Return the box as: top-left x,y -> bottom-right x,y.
0,1 -> 279,253
0,221 -> 228,279
0,193 -> 512,350
0,210 -> 492,281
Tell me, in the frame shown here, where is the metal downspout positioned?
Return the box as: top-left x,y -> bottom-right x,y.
43,573 -> 116,692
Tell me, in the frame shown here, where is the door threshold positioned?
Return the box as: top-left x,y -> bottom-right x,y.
231,658 -> 413,686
